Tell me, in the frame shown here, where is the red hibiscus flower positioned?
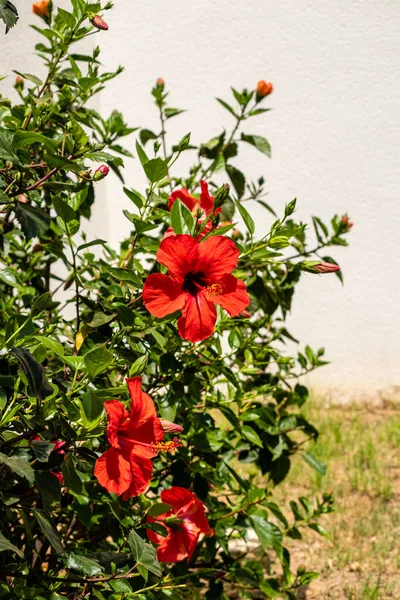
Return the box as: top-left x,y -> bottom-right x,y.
147,486 -> 212,562
94,377 -> 181,499
165,181 -> 225,241
143,234 -> 250,343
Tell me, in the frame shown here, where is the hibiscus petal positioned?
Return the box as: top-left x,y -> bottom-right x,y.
125,377 -> 164,443
178,293 -> 217,342
121,452 -> 154,499
197,236 -> 240,280
199,180 -> 214,215
104,400 -> 129,448
168,188 -> 198,212
206,273 -> 250,317
184,498 -> 211,534
143,273 -> 185,318
156,235 -> 199,281
157,526 -> 200,563
94,447 -> 132,496
161,486 -> 196,511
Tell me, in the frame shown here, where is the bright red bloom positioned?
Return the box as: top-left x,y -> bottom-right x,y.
143,234 -> 250,343
94,377 -> 181,499
147,487 -> 211,562
32,0 -> 50,18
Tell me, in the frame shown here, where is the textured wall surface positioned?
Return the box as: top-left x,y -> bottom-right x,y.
1,1 -> 399,400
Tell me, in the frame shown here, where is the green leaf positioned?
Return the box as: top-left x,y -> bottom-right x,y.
216,98 -> 238,118
123,187 -> 144,209
83,345 -> 113,378
242,425 -> 263,448
11,347 -> 53,399
147,503 -> 172,517
129,355 -> 148,377
302,452 -> 327,475
226,164 -> 246,198
0,268 -> 19,287
0,531 -> 23,558
33,509 -> 64,554
31,440 -> 55,462
14,203 -> 51,240
164,107 -> 184,119
34,336 -> 64,358
53,197 -> 76,224
128,530 -> 162,577
170,198 -> 195,235
64,552 -> 102,576
241,133 -> 271,157
77,239 -> 107,252
0,131 -> 22,165
139,129 -> 157,146
234,199 -> 255,235
80,390 -> 103,424
0,0 -> 18,34
35,471 -> 61,512
251,512 -> 283,559
61,453 -> 83,495
13,71 -> 42,86
144,158 -> 168,183
135,140 -> 149,166
13,131 -> 57,152
102,264 -> 141,286
259,578 -> 282,598
308,522 -> 329,537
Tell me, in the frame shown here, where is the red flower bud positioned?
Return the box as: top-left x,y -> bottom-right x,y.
313,261 -> 340,274
92,15 -> 109,31
15,76 -> 24,88
239,310 -> 252,318
231,229 -> 243,241
160,419 -> 183,434
156,78 -> 165,88
93,164 -> 110,181
32,0 -> 50,18
256,80 -> 273,100
341,214 -> 353,229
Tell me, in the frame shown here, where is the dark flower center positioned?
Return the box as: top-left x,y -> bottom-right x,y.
182,271 -> 208,296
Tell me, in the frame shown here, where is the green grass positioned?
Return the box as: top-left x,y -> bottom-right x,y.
274,400 -> 400,599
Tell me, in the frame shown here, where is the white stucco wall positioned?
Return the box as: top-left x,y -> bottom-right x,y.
1,1 -> 399,401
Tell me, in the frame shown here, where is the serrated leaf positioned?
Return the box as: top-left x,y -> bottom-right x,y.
128,530 -> 162,577
31,440 -> 55,462
64,552 -> 102,576
242,425 -> 263,448
0,452 -> 35,485
251,511 -> 283,560
0,0 -> 18,34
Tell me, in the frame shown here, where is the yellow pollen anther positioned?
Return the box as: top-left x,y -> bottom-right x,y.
205,283 -> 224,296
152,437 -> 182,454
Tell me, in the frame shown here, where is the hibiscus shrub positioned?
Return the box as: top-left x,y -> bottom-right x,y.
0,2 -> 352,599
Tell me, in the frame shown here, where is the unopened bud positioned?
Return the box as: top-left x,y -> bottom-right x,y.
239,310 -> 252,318
18,194 -> 27,204
313,261 -> 340,274
256,80 -> 273,101
93,164 -> 110,181
92,15 -> 109,31
340,214 -> 353,229
15,76 -> 24,88
297,564 -> 306,575
32,0 -> 50,18
232,228 -> 243,241
214,183 -> 230,208
79,170 -> 92,181
51,471 -> 64,484
156,78 -> 165,88
160,419 -> 183,434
